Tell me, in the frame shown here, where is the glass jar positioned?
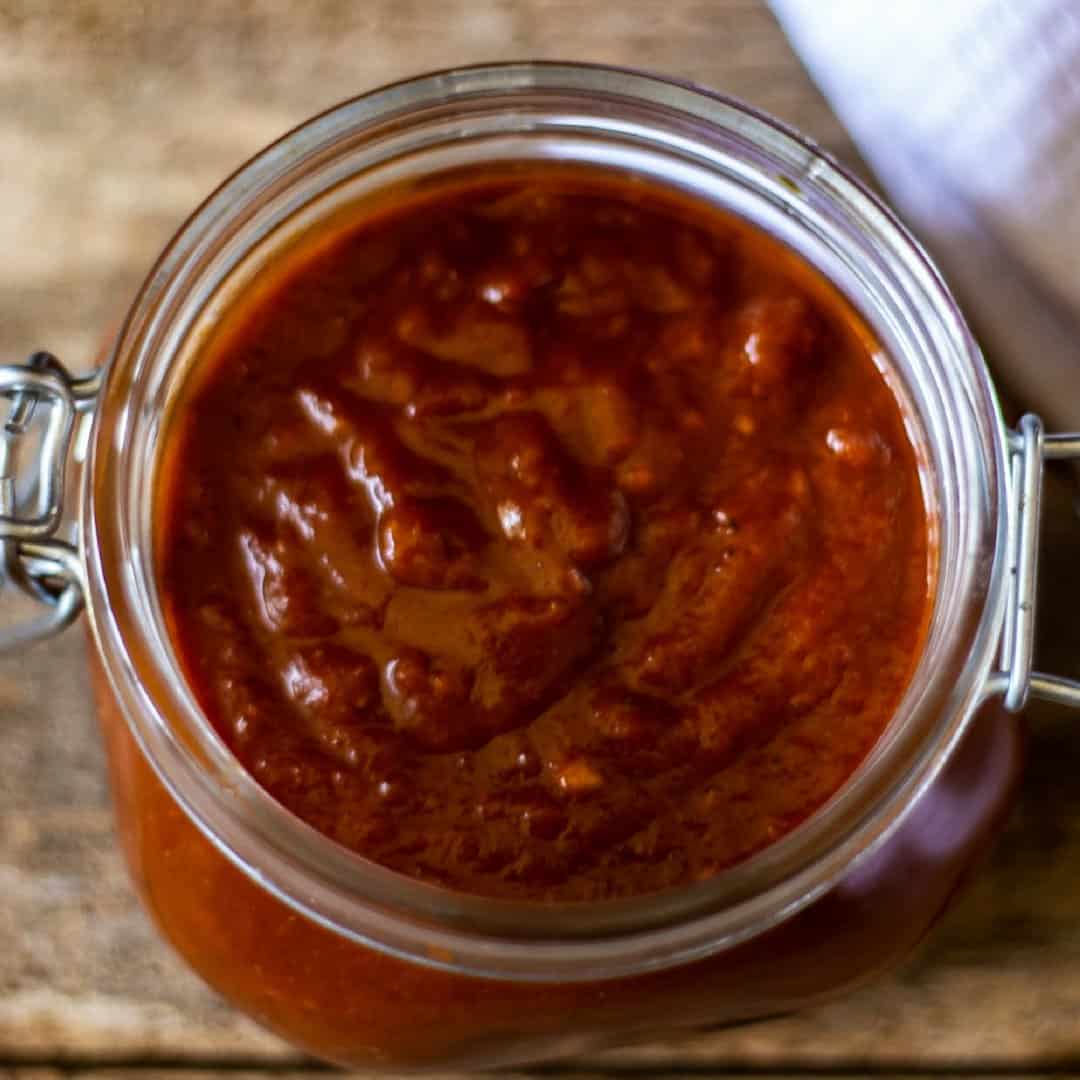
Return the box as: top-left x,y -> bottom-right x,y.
3,62 -> 1079,1071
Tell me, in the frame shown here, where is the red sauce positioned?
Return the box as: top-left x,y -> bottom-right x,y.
157,170 -> 931,902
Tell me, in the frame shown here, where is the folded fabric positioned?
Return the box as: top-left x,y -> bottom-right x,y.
769,0 -> 1080,430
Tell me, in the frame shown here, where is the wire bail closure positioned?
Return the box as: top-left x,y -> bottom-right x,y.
0,352 -> 100,651
988,414 -> 1080,711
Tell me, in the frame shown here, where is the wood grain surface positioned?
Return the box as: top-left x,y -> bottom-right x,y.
4,2 -> 1080,1077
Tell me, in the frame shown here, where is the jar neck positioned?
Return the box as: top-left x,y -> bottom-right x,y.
82,62 -> 1008,982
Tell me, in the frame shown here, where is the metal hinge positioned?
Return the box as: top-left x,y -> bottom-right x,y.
0,352 -> 100,651
989,413 -> 1080,711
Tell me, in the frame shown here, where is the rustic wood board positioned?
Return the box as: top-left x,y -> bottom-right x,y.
4,1 -> 1080,1077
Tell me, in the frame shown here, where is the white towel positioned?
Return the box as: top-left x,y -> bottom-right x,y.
769,0 -> 1080,431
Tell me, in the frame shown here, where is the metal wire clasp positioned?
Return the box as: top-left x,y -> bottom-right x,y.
990,414 -> 1080,711
0,352 -> 100,651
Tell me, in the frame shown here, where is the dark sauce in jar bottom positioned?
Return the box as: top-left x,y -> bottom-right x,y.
157,166 -> 932,902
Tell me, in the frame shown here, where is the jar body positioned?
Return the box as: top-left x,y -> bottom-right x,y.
78,64 -> 1016,1071
92,650 -> 1021,1069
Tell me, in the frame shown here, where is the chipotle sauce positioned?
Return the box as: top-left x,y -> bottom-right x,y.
157,171 -> 931,902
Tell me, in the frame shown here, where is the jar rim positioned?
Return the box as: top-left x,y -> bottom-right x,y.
81,61 -> 1009,981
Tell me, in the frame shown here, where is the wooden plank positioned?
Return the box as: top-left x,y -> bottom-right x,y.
5,0 -> 1080,1074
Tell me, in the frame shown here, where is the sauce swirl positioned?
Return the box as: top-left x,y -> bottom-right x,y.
158,172 -> 931,901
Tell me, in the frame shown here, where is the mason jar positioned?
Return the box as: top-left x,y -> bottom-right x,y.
2,62 -> 1078,1071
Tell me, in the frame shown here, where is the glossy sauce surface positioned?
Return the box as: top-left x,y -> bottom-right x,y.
158,172 -> 931,901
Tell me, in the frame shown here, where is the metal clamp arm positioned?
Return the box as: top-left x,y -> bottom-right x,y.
0,352 -> 98,652
991,414 -> 1080,711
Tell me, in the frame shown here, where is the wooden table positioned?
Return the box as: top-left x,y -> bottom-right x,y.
5,3 -> 1080,1077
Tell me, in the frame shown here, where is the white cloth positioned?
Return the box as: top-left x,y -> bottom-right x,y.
769,0 -> 1080,431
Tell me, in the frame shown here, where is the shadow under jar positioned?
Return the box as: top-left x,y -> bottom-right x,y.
4,63 -> 1079,1071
